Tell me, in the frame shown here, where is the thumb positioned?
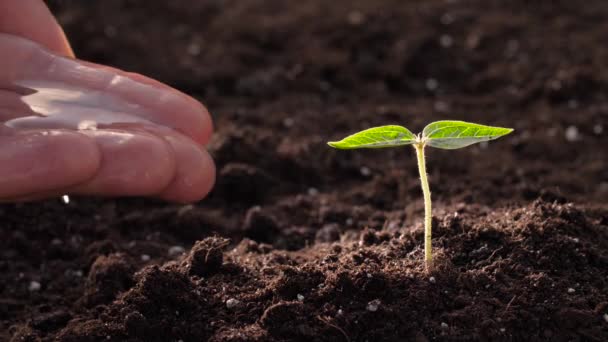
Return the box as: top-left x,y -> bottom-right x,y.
0,0 -> 74,57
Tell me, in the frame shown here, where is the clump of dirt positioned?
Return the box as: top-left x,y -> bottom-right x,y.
8,202 -> 608,341
2,0 -> 608,341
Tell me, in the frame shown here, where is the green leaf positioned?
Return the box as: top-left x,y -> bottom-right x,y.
328,125 -> 417,149
422,120 -> 513,150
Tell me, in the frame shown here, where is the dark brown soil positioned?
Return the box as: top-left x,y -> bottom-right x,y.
2,0 -> 608,341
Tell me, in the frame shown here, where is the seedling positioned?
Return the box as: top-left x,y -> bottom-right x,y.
328,120 -> 513,270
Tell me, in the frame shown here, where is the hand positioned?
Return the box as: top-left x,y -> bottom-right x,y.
0,0 -> 215,203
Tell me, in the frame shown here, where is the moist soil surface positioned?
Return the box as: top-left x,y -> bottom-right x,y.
2,0 -> 608,341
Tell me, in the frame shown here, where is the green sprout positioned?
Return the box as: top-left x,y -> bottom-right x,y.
328,120 -> 513,270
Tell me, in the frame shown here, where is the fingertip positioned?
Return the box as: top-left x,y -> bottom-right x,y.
194,102 -> 214,145
71,130 -> 175,196
158,135 -> 216,203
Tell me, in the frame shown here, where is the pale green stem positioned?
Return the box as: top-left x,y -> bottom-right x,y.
414,143 -> 433,271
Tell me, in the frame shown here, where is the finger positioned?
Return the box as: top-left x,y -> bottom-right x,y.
0,128 -> 216,203
0,0 -> 74,57
84,124 -> 216,202
0,128 -> 100,199
0,34 -> 212,145
65,129 -> 177,196
155,132 -> 216,203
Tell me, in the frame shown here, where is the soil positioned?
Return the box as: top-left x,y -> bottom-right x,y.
2,0 -> 608,341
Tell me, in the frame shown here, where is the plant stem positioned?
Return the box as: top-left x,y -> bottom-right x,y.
414,143 -> 433,271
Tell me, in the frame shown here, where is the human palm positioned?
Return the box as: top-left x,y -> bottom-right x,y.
0,0 -> 215,202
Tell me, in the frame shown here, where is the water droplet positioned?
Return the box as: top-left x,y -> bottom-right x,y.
77,120 -> 98,130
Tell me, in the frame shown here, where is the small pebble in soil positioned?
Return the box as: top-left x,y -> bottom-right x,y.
366,299 -> 381,312
346,218 -> 354,226
297,294 -> 305,301
140,254 -> 151,262
440,34 -> 453,48
283,117 -> 295,128
567,287 -> 576,293
347,11 -> 365,25
441,322 -> 449,330
593,124 -> 603,135
360,166 -> 371,177
308,187 -> 319,196
441,13 -> 454,25
603,313 -> 608,323
426,78 -> 438,91
506,40 -> 520,57
226,298 -> 240,309
177,204 -> 194,217
500,328 -> 506,333
61,195 -> 70,204
337,309 -> 343,316
434,100 -> 449,112
429,277 -> 436,283
168,246 -> 186,257
65,269 -> 83,278
187,42 -> 201,56
28,281 -> 41,292
565,126 -> 580,142
568,99 -> 579,109
104,25 -> 117,37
